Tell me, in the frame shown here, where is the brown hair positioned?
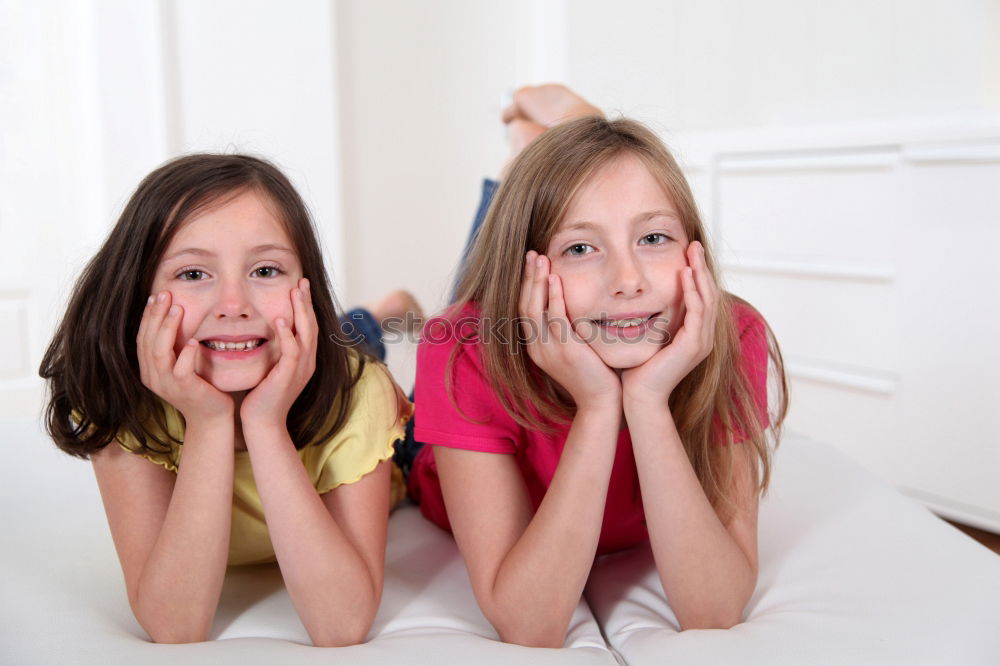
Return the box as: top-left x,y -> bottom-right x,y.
40,153 -> 366,458
450,117 -> 788,519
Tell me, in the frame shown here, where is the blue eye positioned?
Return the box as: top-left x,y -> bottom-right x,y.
639,233 -> 669,246
177,270 -> 207,281
253,265 -> 282,278
565,243 -> 594,257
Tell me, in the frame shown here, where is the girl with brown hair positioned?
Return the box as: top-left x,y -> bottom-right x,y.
405,86 -> 788,647
40,153 -> 411,646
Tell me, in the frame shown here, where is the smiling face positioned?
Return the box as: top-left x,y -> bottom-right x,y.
545,154 -> 690,369
150,188 -> 302,394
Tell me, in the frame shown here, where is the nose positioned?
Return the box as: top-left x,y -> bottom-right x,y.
215,277 -> 252,319
608,249 -> 646,298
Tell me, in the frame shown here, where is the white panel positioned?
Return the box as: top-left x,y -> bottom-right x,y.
717,151 -> 897,275
723,272 -> 898,375
890,160 -> 1000,521
784,380 -> 899,473
785,358 -> 897,395
902,139 -> 1000,164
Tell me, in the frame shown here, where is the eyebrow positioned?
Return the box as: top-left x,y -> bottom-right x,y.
554,210 -> 680,236
635,209 -> 679,223
162,244 -> 296,263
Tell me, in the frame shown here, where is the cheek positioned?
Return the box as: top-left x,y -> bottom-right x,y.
260,291 -> 294,323
169,294 -> 204,348
551,270 -> 590,320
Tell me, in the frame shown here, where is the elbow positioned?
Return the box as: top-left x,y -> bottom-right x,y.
146,626 -> 211,644
308,614 -> 375,648
309,622 -> 372,647
138,607 -> 212,644
491,611 -> 568,648
496,627 -> 567,649
131,595 -> 213,644
306,591 -> 380,648
676,605 -> 746,632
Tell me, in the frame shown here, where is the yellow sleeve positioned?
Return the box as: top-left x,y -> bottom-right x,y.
114,402 -> 185,472
302,361 -> 413,494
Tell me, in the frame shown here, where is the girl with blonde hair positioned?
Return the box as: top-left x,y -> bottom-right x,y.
404,89 -> 788,647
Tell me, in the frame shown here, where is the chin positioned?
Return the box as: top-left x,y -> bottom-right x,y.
203,371 -> 267,394
590,342 -> 661,370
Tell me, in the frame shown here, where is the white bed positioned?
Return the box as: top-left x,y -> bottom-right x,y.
3,418 -> 999,665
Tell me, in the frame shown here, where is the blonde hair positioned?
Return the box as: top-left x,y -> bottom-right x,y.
449,116 -> 788,520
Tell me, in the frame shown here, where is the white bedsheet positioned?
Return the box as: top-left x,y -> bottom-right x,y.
3,419 -> 998,665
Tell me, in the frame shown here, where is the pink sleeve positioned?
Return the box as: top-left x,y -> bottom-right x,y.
736,304 -> 771,433
413,316 -> 520,454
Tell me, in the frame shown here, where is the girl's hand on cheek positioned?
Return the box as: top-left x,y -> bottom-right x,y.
241,278 -> 318,429
621,241 -> 719,408
137,291 -> 233,422
519,252 -> 621,411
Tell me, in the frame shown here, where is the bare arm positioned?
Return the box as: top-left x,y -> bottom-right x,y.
243,427 -> 390,647
626,405 -> 759,630
92,416 -> 235,643
238,280 -> 389,646
434,402 -> 620,648
95,291 -> 239,643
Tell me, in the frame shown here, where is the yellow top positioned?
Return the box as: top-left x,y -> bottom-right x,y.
115,360 -> 411,566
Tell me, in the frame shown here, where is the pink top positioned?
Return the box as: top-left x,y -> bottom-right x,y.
409,301 -> 769,555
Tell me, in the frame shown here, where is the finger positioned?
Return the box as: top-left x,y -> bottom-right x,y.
138,291 -> 168,355
546,274 -> 569,322
689,242 -> 718,305
300,277 -> 318,328
518,251 -> 537,317
274,316 -> 300,375
136,294 -> 155,345
292,281 -> 318,371
526,254 -> 550,321
151,297 -> 182,373
173,338 -> 200,381
546,274 -> 575,343
688,242 -> 719,335
679,266 -> 703,335
289,285 -> 308,342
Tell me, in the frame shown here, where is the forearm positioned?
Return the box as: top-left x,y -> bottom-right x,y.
485,407 -> 620,647
626,403 -> 756,630
133,418 -> 234,642
245,425 -> 379,647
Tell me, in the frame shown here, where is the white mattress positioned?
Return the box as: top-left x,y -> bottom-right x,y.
3,419 -> 998,665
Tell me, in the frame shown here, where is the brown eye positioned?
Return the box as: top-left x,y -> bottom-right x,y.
253,266 -> 281,278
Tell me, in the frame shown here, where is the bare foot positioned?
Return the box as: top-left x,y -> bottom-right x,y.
501,84 -> 603,164
365,289 -> 423,332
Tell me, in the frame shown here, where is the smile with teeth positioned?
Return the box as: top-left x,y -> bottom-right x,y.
595,316 -> 652,328
201,339 -> 264,352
